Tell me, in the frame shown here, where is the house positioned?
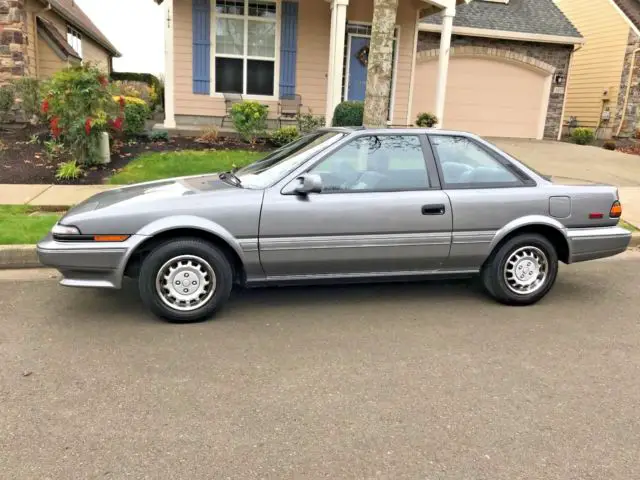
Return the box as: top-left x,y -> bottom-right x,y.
556,0 -> 640,138
0,0 -> 120,85
155,0 -> 581,140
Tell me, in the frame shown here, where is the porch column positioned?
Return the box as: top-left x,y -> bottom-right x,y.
433,5 -> 454,129
325,0 -> 349,127
164,0 -> 176,129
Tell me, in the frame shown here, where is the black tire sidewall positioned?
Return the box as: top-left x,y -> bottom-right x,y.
138,239 -> 233,323
488,234 -> 559,306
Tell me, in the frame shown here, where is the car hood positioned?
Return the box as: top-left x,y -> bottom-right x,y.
67,174 -> 239,215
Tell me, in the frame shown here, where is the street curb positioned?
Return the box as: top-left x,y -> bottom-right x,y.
0,245 -> 40,269
1,232 -> 640,270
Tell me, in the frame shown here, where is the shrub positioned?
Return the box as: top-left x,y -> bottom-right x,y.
44,139 -> 65,159
121,98 -> 151,136
110,72 -> 163,109
298,111 -> 324,134
603,141 -> 617,151
270,126 -> 300,147
231,101 -> 268,144
415,112 -> 438,128
12,77 -> 42,121
196,126 -> 220,144
43,64 -> 121,166
149,130 -> 170,142
55,160 -> 83,180
0,85 -> 15,122
571,127 -> 595,145
332,101 -> 364,127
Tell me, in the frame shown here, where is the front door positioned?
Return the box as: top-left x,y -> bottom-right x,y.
347,36 -> 370,102
258,134 -> 453,278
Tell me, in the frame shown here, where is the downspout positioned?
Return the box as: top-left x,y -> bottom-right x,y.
616,46 -> 640,137
33,2 -> 53,79
557,43 -> 581,141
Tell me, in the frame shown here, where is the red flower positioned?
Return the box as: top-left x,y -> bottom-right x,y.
113,116 -> 124,131
41,100 -> 49,114
119,96 -> 126,109
85,117 -> 93,136
98,75 -> 108,87
50,117 -> 61,138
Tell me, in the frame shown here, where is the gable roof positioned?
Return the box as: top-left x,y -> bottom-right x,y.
612,0 -> 640,31
39,0 -> 121,57
422,0 -> 582,39
37,16 -> 82,60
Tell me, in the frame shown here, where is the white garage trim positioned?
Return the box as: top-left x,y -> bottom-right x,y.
416,46 -> 557,75
418,24 -> 584,45
539,75 -> 552,140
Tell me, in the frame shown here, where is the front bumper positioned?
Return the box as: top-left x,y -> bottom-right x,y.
37,233 -> 147,289
566,226 -> 632,263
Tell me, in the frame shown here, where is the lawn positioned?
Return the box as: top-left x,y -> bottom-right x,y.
108,150 -> 264,185
0,206 -> 61,245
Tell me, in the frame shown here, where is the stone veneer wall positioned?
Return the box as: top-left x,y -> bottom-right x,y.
613,29 -> 640,138
0,0 -> 29,86
417,33 -> 573,139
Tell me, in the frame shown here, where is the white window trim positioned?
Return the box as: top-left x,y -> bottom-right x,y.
67,25 -> 83,59
210,0 -> 281,101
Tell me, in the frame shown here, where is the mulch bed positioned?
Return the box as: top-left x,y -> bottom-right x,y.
0,124 -> 272,185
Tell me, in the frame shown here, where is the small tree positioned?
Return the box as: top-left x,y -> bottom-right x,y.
42,64 -> 122,165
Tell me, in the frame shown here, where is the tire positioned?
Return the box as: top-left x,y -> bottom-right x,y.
481,233 -> 558,306
138,238 -> 234,323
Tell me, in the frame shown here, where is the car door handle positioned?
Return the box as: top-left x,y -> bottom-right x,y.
422,204 -> 446,215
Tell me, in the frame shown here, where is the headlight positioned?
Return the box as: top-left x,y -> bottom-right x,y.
52,224 -> 81,236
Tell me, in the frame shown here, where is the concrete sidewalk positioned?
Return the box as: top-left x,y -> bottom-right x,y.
0,184 -> 114,207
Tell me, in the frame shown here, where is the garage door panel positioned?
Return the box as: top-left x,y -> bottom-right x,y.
412,57 -> 550,139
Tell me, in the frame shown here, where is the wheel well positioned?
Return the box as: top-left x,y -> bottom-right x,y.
124,228 -> 246,285
489,225 -> 570,264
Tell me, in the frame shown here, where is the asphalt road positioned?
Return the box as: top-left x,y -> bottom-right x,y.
1,252 -> 640,479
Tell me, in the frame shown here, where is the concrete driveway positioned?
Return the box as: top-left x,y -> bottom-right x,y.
491,138 -> 640,227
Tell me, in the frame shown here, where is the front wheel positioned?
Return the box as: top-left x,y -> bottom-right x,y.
138,238 -> 234,323
481,233 -> 558,306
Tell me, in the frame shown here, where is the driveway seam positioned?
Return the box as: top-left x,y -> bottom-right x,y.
26,185 -> 54,205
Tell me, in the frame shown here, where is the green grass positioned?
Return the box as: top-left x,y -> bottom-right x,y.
0,206 -> 61,245
108,150 -> 264,185
620,219 -> 639,232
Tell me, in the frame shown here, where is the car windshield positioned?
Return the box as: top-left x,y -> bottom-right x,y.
235,131 -> 344,189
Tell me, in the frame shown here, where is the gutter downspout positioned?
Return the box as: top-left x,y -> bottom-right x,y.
33,2 -> 53,79
557,43 -> 582,141
616,46 -> 640,137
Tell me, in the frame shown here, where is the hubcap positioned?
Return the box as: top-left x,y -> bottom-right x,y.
503,246 -> 548,295
155,255 -> 217,311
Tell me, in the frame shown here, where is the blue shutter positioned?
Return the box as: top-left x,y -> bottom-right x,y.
279,2 -> 298,97
193,0 -> 211,95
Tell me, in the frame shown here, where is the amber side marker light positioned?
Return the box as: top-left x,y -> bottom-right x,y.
94,235 -> 130,242
610,201 -> 623,218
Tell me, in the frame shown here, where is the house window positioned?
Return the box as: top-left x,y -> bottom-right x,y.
67,26 -> 83,58
213,0 -> 278,97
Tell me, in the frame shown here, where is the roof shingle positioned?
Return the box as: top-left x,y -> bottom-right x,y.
612,0 -> 640,30
422,0 -> 582,39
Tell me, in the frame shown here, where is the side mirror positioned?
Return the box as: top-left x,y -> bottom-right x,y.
293,173 -> 323,195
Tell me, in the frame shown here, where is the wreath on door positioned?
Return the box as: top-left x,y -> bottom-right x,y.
356,45 -> 370,67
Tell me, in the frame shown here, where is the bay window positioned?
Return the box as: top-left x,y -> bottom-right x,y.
214,0 -> 278,97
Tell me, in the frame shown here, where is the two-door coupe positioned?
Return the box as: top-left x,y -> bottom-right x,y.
37,128 -> 632,322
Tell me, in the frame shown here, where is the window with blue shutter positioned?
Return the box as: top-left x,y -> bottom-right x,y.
193,0 -> 211,95
279,2 -> 298,97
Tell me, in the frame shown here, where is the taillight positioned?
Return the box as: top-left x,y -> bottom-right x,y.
610,200 -> 622,218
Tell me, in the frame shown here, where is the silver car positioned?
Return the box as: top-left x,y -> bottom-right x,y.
37,128 -> 631,322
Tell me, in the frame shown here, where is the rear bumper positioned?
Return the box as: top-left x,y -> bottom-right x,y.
566,226 -> 632,263
37,233 -> 147,289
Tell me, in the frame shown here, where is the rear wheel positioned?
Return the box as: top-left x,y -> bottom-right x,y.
481,233 -> 558,306
138,238 -> 233,323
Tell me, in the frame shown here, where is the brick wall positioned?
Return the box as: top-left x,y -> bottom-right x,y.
0,0 -> 29,86
613,30 -> 640,138
417,33 -> 573,139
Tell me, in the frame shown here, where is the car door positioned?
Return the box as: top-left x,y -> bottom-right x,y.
258,133 -> 453,278
427,134 -> 540,270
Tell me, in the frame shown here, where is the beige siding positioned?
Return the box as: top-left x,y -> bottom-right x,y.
172,0 -> 419,124
83,36 -> 111,72
37,36 -> 68,78
556,0 -> 630,128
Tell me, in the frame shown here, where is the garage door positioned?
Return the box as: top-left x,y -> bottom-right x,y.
412,57 -> 551,139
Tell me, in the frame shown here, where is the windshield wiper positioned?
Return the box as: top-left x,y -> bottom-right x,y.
219,171 -> 242,187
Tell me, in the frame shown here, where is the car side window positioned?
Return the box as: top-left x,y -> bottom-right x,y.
309,135 -> 430,192
430,135 -> 521,187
